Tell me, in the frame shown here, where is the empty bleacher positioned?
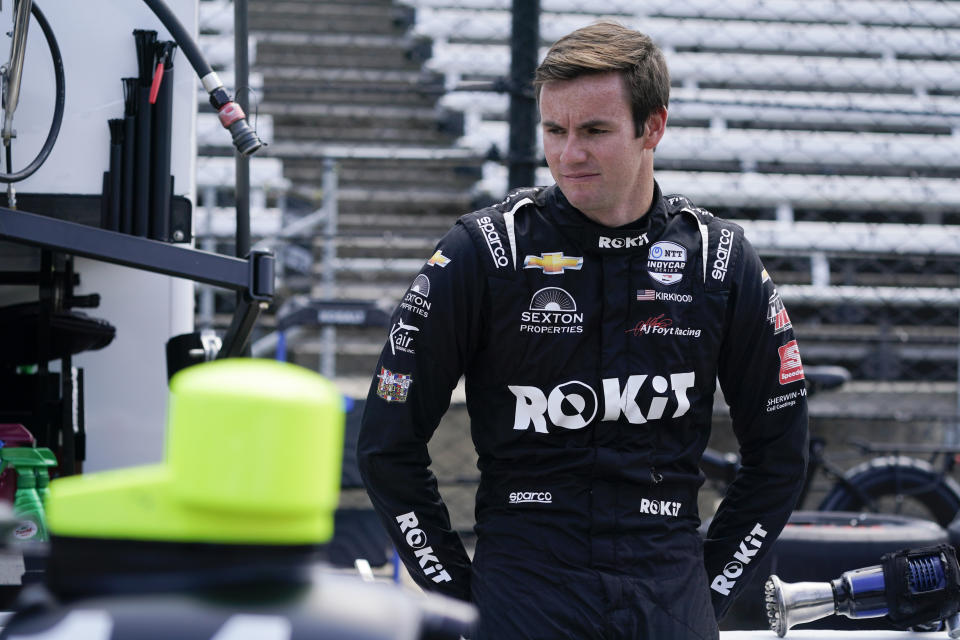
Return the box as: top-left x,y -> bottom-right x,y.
194,0 -> 960,421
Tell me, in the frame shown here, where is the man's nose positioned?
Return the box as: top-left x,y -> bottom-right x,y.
560,134 -> 587,164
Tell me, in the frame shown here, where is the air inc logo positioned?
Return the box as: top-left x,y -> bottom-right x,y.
523,252 -> 583,274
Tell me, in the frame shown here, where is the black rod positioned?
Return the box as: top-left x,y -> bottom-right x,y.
106,119 -> 124,233
507,0 -> 540,190
149,41 -> 177,241
0,206 -> 272,294
234,0 -> 251,259
121,78 -> 138,234
133,30 -> 157,237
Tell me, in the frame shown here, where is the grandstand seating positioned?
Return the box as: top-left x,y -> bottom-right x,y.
193,0 -> 960,419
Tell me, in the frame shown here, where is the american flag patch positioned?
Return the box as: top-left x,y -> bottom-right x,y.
636,289 -> 656,301
377,367 -> 413,403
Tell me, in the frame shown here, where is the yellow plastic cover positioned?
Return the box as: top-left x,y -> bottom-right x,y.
47,359 -> 345,544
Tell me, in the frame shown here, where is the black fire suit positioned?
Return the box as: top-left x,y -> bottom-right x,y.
358,183 -> 808,639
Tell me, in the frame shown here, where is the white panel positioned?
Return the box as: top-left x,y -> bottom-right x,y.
0,1 -> 199,471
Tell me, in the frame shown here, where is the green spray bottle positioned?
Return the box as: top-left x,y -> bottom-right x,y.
0,447 -> 58,542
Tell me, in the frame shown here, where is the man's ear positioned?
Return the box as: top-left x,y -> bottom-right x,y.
643,107 -> 668,149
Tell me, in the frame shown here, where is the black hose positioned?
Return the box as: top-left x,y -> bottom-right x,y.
140,0 -> 211,79
0,1 -> 65,183
142,0 -> 263,156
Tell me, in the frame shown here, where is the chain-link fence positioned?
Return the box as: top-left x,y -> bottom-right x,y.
197,0 -> 960,530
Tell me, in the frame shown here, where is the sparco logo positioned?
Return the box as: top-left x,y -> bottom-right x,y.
476,215 -> 509,268
598,233 -> 648,250
710,523 -> 768,596
508,372 -> 695,433
712,228 -> 734,282
509,491 -> 552,504
396,511 -> 452,584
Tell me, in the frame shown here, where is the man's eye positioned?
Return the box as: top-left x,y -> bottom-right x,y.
589,128 -> 608,134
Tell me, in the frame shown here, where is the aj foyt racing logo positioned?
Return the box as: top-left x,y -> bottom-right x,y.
710,523 -> 768,596
508,372 -> 695,432
395,511 -> 452,584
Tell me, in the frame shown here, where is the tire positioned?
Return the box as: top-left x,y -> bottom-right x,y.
721,511 -> 948,632
818,456 -> 960,527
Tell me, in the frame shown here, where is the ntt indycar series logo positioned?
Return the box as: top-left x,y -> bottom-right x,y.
647,241 -> 686,285
521,287 -> 584,334
509,491 -> 552,504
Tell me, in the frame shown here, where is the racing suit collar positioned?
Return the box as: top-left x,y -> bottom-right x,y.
541,182 -> 669,255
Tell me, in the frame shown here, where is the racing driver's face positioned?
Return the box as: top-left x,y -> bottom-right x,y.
540,72 -> 666,227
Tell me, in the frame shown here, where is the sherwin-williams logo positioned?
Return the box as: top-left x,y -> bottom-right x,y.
395,511 -> 452,584
523,252 -> 583,274
521,287 -> 584,334
377,367 -> 412,403
647,241 -> 686,285
427,250 -> 450,267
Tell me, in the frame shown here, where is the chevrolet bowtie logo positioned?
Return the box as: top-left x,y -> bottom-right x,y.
523,252 -> 583,274
427,250 -> 451,267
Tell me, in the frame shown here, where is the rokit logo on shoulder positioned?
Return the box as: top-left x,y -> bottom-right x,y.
711,523 -> 768,596
476,216 -> 510,269
400,274 -> 431,318
508,372 -> 695,433
647,241 -> 686,285
395,511 -> 452,584
521,287 -> 583,334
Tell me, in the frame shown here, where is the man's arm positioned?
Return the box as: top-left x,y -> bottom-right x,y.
357,221 -> 483,602
704,233 -> 810,620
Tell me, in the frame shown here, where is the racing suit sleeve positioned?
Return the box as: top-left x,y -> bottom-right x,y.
356,220 -> 483,602
703,234 -> 809,620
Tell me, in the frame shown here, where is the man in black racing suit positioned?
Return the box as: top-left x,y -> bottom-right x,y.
358,22 -> 808,640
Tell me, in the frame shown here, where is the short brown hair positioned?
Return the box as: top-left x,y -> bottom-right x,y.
534,22 -> 670,137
